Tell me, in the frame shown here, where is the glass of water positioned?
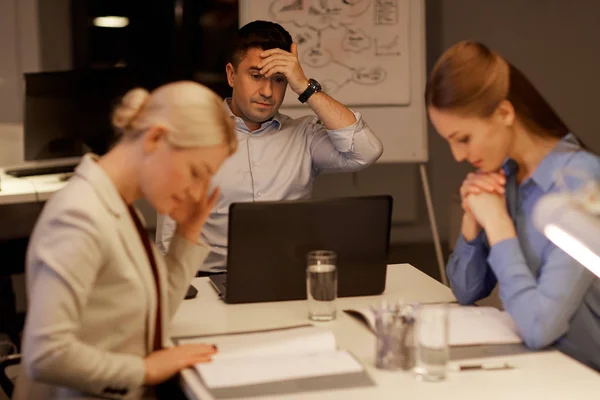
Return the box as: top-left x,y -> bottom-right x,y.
414,305 -> 449,381
306,250 -> 337,321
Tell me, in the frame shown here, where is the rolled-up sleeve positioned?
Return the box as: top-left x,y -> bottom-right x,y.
309,110 -> 383,174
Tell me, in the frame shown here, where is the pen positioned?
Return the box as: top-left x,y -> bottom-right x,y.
450,362 -> 514,372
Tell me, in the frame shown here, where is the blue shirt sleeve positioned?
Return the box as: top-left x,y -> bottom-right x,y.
488,238 -> 596,349
446,232 -> 498,305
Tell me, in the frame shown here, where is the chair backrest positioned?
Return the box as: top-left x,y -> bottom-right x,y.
0,354 -> 21,398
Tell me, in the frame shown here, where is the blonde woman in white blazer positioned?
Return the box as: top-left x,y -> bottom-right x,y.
13,82 -> 237,399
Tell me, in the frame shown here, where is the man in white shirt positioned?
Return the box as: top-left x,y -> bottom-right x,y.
156,20 -> 383,273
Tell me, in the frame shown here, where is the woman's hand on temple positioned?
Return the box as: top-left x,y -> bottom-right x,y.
171,178 -> 220,244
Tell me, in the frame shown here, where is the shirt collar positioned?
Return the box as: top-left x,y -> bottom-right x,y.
502,133 -> 581,192
223,98 -> 282,134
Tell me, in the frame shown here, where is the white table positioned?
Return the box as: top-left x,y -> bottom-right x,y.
0,173 -> 68,242
0,157 -> 78,205
0,174 -> 39,205
0,169 -> 156,237
0,173 -> 67,205
172,263 -> 600,400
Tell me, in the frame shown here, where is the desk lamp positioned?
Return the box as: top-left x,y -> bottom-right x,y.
533,177 -> 600,278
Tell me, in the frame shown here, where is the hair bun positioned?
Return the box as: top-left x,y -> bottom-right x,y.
112,88 -> 150,130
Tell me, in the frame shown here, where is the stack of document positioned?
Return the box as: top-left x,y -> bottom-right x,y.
174,325 -> 373,398
345,305 -> 522,346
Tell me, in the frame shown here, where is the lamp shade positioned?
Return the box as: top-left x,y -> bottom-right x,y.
533,192 -> 600,278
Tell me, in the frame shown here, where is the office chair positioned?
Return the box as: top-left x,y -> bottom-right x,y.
0,353 -> 20,398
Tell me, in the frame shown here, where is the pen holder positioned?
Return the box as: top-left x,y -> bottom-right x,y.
374,302 -> 417,371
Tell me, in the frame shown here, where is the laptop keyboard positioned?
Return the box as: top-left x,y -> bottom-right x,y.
5,163 -> 77,177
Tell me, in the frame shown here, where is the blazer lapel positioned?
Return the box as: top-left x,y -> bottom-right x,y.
74,154 -> 157,353
131,207 -> 168,350
132,207 -> 170,348
117,213 -> 157,353
151,244 -> 169,348
132,207 -> 169,350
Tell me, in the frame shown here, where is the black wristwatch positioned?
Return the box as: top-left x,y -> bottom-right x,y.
298,78 -> 322,103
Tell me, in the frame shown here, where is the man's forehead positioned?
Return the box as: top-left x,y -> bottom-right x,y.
239,47 -> 264,64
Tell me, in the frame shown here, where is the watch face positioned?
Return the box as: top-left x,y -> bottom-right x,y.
299,79 -> 322,103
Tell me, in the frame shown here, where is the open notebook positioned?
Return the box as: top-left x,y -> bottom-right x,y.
345,305 -> 523,346
174,325 -> 374,399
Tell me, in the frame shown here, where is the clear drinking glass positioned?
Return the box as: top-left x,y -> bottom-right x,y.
306,250 -> 337,321
414,305 -> 449,381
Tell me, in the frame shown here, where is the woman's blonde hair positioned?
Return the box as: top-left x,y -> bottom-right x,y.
111,81 -> 236,154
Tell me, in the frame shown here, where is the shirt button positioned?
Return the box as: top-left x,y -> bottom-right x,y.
256,192 -> 262,197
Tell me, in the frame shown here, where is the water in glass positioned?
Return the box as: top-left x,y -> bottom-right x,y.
306,263 -> 337,321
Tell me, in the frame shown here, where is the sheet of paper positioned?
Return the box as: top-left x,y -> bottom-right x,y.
345,305 -> 522,346
344,308 -> 377,333
447,306 -> 522,346
195,350 -> 363,389
178,325 -> 337,360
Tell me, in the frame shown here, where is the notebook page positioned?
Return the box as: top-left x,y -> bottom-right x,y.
447,306 -> 522,346
178,325 -> 337,360
196,350 -> 363,389
344,308 -> 376,332
345,305 -> 522,346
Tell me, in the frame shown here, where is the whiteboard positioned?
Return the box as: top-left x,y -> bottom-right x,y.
243,0 -> 409,106
240,0 -> 428,162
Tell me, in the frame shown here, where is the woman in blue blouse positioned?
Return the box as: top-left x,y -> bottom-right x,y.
426,41 -> 600,370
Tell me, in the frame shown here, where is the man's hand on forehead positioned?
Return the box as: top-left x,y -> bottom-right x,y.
257,43 -> 309,94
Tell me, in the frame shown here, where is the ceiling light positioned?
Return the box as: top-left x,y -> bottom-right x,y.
93,16 -> 129,28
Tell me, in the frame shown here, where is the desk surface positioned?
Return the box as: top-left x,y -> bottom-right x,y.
0,158 -> 78,204
172,263 -> 600,400
0,173 -> 66,205
0,170 -> 157,230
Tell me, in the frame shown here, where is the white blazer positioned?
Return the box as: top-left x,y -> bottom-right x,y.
13,155 -> 209,399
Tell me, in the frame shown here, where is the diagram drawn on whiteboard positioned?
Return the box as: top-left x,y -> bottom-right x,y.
246,0 -> 410,106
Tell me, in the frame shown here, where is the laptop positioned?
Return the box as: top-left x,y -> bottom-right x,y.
209,195 -> 392,304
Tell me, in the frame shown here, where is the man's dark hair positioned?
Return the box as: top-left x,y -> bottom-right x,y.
230,20 -> 293,68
